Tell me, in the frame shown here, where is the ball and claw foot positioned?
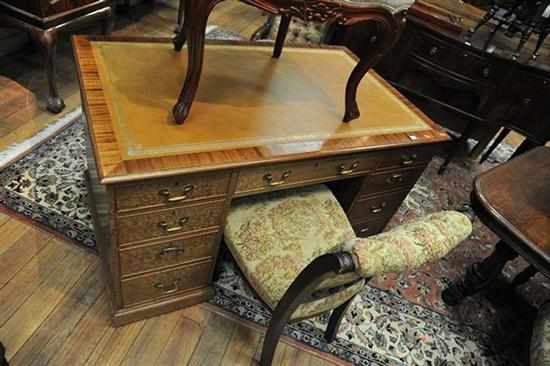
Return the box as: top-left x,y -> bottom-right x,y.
46,97 -> 65,114
173,103 -> 190,124
343,103 -> 360,123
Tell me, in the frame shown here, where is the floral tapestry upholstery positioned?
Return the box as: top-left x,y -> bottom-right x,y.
224,185 -> 360,318
267,16 -> 329,45
344,211 -> 472,278
531,300 -> 550,366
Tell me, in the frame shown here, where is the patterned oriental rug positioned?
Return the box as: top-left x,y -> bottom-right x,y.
2,117 -> 549,365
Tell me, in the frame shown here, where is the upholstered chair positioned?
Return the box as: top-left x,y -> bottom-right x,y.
224,184 -> 472,366
531,301 -> 550,366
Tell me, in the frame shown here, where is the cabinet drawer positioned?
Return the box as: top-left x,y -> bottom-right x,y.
349,190 -> 408,222
352,219 -> 389,238
377,145 -> 435,170
117,200 -> 225,245
235,154 -> 380,195
121,261 -> 213,306
119,232 -> 219,276
115,171 -> 230,212
360,166 -> 426,196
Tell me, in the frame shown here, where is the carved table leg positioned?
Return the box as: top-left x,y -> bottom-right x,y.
29,28 -> 65,114
173,0 -> 221,123
442,240 -> 518,306
343,14 -> 402,123
273,15 -> 291,58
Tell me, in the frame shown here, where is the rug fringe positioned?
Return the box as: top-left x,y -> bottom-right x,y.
0,107 -> 82,169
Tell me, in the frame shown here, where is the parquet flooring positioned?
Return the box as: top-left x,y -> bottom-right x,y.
0,0 -> 266,152
0,211 -> 342,366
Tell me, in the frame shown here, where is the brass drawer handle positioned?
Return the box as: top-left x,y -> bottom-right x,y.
158,217 -> 189,233
401,154 -> 417,166
429,46 -> 438,56
158,246 -> 185,257
339,162 -> 359,176
263,170 -> 291,187
158,184 -> 194,203
153,280 -> 179,294
359,227 -> 370,234
370,202 -> 387,214
386,174 -> 404,184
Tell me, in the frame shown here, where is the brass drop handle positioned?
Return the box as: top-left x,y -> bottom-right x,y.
401,154 -> 417,166
339,162 -> 359,176
153,279 -> 179,294
263,170 -> 291,187
370,202 -> 387,214
158,217 -> 189,233
158,246 -> 185,257
386,174 -> 404,184
159,184 -> 194,202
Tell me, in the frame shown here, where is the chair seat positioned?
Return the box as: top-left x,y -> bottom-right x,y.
531,301 -> 550,366
224,185 -> 361,319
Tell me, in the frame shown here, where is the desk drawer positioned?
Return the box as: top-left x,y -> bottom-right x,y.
117,200 -> 225,245
121,260 -> 213,306
235,154 -> 380,195
115,171 -> 230,212
119,232 -> 219,276
349,190 -> 408,222
352,219 -> 389,238
360,166 -> 426,196
377,146 -> 435,170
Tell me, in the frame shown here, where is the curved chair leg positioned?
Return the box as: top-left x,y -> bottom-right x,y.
273,15 -> 291,58
101,6 -> 114,35
173,0 -> 221,123
173,0 -> 192,51
479,128 -> 510,164
29,28 -> 65,114
343,16 -> 401,123
324,297 -> 353,343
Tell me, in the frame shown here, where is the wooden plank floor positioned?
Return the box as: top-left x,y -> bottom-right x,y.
0,0 -> 266,151
0,211 -> 342,366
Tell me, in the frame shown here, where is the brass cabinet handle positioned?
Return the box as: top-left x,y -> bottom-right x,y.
370,202 -> 387,214
401,154 -> 417,166
429,46 -> 438,56
153,280 -> 179,294
158,184 -> 194,202
158,217 -> 189,233
263,170 -> 291,187
359,227 -> 370,234
158,246 -> 185,257
339,162 -> 359,176
386,174 -> 404,184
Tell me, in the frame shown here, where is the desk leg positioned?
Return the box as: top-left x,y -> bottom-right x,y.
442,240 -> 518,306
173,0 -> 221,123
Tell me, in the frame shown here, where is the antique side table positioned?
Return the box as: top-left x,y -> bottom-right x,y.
0,0 -> 113,113
74,36 -> 449,325
442,147 -> 550,305
171,0 -> 415,124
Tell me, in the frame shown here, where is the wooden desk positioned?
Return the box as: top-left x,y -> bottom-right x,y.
74,36 -> 449,325
442,147 -> 550,305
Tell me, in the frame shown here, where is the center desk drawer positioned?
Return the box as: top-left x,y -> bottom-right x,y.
117,200 -> 225,245
360,166 -> 426,196
115,171 -> 230,212
119,232 -> 219,276
349,190 -> 409,222
235,154 -> 380,195
121,260 -> 213,306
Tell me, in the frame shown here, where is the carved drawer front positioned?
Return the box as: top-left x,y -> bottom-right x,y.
121,260 -> 213,306
117,199 -> 225,245
115,171 -> 230,212
377,146 -> 435,170
235,154 -> 380,195
119,232 -> 219,276
349,190 -> 408,222
352,219 -> 389,238
360,166 -> 426,197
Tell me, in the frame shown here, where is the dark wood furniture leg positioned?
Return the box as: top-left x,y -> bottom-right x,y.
261,253 -> 356,366
343,13 -> 404,122
438,121 -> 476,174
324,297 -> 353,343
0,342 -> 8,366
273,15 -> 291,58
442,240 -> 518,306
511,265 -> 538,287
176,0 -> 185,32
479,128 -> 511,164
28,28 -> 65,113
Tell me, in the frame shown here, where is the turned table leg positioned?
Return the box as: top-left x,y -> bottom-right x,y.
29,28 -> 65,114
273,15 -> 291,58
442,240 -> 518,306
